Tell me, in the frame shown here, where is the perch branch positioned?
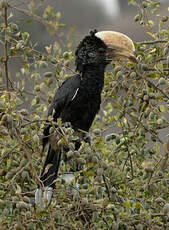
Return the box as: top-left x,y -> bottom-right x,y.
3,5 -> 9,91
138,40 -> 168,45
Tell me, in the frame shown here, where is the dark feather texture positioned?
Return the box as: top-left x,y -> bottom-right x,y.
40,30 -> 109,188
75,30 -> 107,73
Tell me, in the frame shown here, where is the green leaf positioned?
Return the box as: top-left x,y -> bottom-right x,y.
56,11 -> 61,19
22,32 -> 30,41
31,98 -> 36,106
148,20 -> 154,26
128,0 -> 137,6
146,32 -> 156,39
125,200 -> 131,209
159,105 -> 165,113
7,12 -> 13,20
45,45 -> 52,54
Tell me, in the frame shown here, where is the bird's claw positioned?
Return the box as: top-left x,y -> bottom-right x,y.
35,174 -> 78,208
35,186 -> 53,208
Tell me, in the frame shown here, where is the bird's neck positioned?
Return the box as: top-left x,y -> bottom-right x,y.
81,64 -> 106,93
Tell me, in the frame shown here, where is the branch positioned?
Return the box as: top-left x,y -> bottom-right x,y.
145,150 -> 169,188
11,161 -> 30,182
138,40 -> 168,45
14,128 -> 42,187
145,78 -> 169,100
136,72 -> 169,100
102,174 -> 111,200
12,6 -> 64,45
0,144 -> 19,164
147,68 -> 169,72
3,5 -> 9,91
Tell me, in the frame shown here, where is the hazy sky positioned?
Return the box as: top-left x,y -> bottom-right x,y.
92,0 -> 120,17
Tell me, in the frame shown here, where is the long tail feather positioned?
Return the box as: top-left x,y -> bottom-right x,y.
40,145 -> 61,188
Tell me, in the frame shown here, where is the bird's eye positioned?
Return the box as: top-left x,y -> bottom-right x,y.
98,48 -> 105,53
88,52 -> 95,57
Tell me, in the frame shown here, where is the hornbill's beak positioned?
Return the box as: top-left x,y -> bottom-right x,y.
95,31 -> 137,63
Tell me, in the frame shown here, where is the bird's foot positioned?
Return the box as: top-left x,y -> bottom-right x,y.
35,186 -> 53,208
35,174 -> 79,208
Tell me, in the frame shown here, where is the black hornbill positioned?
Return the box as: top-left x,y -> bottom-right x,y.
35,30 -> 136,206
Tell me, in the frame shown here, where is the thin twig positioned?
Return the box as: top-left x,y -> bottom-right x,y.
57,224 -> 77,230
12,6 -> 64,46
3,5 -> 9,91
147,68 -> 169,72
11,161 -> 30,182
160,151 -> 169,171
0,144 -> 19,164
99,212 -> 110,228
125,143 -> 134,179
145,78 -> 169,100
119,119 -> 134,179
136,72 -> 169,100
138,40 -> 168,45
145,150 -> 169,188
126,109 -> 164,145
14,128 -> 42,187
102,174 -> 111,200
21,119 -> 46,128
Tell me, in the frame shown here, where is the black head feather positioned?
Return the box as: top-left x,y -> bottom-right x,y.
75,30 -> 107,73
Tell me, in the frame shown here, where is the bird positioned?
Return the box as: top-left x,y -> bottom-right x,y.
35,30 -> 136,207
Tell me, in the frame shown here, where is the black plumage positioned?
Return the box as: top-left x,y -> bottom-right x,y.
34,30 -> 136,206
38,30 -> 110,189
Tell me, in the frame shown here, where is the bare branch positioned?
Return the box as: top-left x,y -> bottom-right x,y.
147,68 -> 169,72
102,174 -> 111,200
146,78 -> 169,100
138,40 -> 168,45
3,6 -> 9,91
0,144 -> 19,164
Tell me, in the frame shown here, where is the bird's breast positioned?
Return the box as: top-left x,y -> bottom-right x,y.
61,91 -> 101,131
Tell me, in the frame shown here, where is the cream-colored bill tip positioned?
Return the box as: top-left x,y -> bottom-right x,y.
95,31 -> 135,53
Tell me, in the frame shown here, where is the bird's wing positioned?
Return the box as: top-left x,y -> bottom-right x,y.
48,74 -> 81,119
42,74 -> 81,149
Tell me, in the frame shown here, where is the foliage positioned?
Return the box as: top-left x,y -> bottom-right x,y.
0,0 -> 169,229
